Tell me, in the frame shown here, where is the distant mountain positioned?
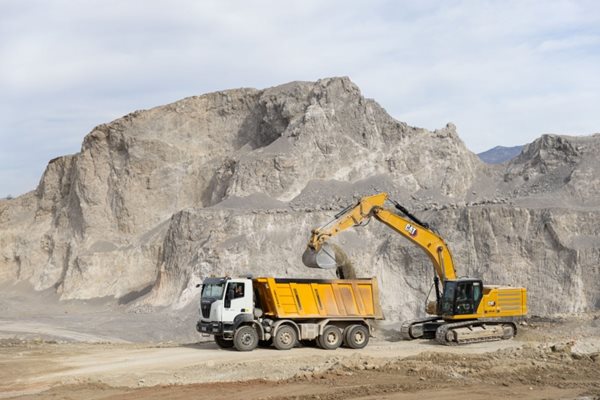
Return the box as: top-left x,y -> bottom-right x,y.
477,145 -> 524,164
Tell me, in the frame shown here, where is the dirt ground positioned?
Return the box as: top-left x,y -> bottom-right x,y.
1,316 -> 600,400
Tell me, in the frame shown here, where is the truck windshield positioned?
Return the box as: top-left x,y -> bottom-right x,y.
201,283 -> 225,299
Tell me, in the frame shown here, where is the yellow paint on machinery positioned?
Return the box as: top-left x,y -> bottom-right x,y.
484,286 -> 528,317
448,286 -> 528,320
253,277 -> 383,320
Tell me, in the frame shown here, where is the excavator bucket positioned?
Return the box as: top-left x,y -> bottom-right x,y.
302,243 -> 337,269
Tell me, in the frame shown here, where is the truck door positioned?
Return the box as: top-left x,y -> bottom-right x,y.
221,280 -> 253,323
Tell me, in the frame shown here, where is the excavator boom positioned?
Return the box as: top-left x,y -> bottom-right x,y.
302,192 -> 456,281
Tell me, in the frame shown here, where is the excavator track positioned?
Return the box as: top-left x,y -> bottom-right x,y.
435,320 -> 516,345
400,317 -> 444,340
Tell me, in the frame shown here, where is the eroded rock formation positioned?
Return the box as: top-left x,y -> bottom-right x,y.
1,77 -> 598,320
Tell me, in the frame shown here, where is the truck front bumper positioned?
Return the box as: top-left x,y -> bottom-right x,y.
197,320 -> 235,336
196,320 -> 223,335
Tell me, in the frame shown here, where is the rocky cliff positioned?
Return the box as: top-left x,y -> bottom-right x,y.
1,77 -> 598,320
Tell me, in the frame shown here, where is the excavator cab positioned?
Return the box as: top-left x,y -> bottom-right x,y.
440,279 -> 483,317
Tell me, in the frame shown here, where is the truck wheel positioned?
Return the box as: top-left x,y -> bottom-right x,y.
345,324 -> 369,349
318,325 -> 342,350
233,325 -> 259,352
214,335 -> 234,349
273,325 -> 297,350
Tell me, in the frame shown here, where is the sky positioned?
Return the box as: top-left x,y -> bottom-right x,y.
1,1 -> 600,197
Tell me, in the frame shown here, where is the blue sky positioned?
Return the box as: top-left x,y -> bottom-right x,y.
1,0 -> 600,196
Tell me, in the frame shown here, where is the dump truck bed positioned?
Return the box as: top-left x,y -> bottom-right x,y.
253,277 -> 383,319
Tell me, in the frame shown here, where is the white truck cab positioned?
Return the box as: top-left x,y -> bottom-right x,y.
196,277 -> 254,337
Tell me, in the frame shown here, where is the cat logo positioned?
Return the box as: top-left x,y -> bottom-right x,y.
405,224 -> 418,237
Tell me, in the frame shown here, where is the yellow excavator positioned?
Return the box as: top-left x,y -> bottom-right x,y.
302,192 -> 527,345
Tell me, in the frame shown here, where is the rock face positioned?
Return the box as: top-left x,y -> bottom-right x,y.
1,77 -> 599,320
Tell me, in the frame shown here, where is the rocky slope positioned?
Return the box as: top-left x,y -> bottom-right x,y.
1,77 -> 599,320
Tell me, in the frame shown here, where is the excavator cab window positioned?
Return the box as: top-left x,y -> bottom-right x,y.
441,280 -> 483,316
440,282 -> 456,315
454,280 -> 483,315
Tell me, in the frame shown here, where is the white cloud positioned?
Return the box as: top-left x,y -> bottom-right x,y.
1,0 -> 600,195
538,35 -> 600,52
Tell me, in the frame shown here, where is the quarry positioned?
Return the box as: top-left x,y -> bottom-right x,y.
1,77 -> 599,399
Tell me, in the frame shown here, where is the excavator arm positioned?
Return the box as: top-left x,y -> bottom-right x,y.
303,192 -> 456,281
306,193 -> 387,251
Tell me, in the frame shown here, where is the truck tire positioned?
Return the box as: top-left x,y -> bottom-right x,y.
273,325 -> 297,350
318,325 -> 342,350
214,335 -> 234,349
233,325 -> 259,352
345,324 -> 369,349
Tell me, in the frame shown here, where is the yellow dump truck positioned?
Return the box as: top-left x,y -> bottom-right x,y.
196,276 -> 383,351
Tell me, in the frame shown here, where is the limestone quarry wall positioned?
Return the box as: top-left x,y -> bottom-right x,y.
0,77 -> 598,320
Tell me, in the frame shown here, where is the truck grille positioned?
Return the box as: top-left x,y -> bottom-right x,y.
201,300 -> 214,318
